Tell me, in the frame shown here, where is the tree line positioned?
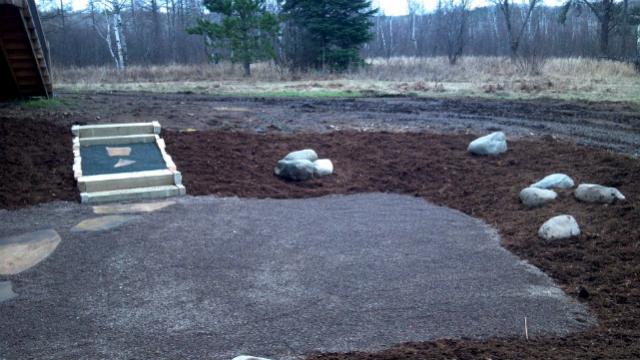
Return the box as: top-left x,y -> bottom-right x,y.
38,0 -> 640,72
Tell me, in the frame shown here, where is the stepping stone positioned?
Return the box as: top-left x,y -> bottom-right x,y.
106,147 -> 132,157
114,159 -> 136,168
93,200 -> 176,215
0,229 -> 61,275
71,215 -> 140,232
0,281 -> 17,302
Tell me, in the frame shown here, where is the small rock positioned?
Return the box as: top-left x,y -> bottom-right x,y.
577,286 -> 590,300
313,159 -> 334,177
538,215 -> 580,241
574,184 -> 625,204
274,159 -> 315,181
531,173 -> 574,189
232,356 -> 272,360
284,149 -> 318,162
467,131 -> 507,156
519,187 -> 557,208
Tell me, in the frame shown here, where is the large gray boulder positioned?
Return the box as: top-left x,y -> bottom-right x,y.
538,215 -> 580,241
284,149 -> 318,162
274,159 -> 315,181
467,131 -> 507,156
574,184 -> 625,204
519,187 -> 557,208
531,173 -> 574,189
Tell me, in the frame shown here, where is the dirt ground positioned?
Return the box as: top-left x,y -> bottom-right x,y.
1,93 -> 639,359
1,91 -> 639,155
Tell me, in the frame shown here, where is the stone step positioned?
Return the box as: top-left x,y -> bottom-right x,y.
80,185 -> 186,204
77,169 -> 181,193
72,122 -> 160,138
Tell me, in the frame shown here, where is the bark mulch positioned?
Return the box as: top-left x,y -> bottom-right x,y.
0,117 -> 77,208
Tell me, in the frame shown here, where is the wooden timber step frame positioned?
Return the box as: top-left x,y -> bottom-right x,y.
0,0 -> 52,100
72,122 -> 187,204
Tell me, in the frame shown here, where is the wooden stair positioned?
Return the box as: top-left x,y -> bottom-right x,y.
0,0 -> 52,99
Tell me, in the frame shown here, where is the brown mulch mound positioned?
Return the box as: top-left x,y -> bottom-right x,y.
164,130 -> 640,359
0,117 -> 77,208
1,118 -> 639,358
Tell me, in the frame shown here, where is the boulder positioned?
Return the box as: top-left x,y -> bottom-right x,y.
531,173 -> 574,189
538,215 -> 580,241
467,131 -> 507,156
574,184 -> 625,204
284,149 -> 318,162
519,187 -> 557,208
232,356 -> 272,360
274,159 -> 315,181
313,159 -> 334,177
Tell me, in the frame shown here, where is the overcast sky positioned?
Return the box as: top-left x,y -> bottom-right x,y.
64,0 -> 561,15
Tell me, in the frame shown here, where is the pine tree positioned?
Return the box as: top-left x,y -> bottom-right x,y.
282,0 -> 377,71
188,0 -> 279,76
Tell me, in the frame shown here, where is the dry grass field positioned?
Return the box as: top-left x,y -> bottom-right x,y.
54,56 -> 640,103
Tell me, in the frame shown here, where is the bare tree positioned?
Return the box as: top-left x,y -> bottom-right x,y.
94,0 -> 128,69
407,0 -> 423,55
491,0 -> 541,59
436,0 -> 470,64
560,0 -> 617,56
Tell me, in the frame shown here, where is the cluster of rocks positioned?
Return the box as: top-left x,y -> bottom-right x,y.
466,131 -> 626,242
274,149 -> 334,181
518,173 -> 625,241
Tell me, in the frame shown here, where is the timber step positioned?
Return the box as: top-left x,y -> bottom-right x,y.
80,185 -> 186,205
78,169 -> 181,193
73,122 -> 161,138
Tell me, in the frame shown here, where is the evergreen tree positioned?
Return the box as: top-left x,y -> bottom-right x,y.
282,0 -> 377,71
188,0 -> 279,76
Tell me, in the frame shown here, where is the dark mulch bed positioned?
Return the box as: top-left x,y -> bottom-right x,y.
0,117 -> 77,208
1,118 -> 639,358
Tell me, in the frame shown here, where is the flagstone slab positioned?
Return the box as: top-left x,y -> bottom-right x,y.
93,200 -> 176,215
106,147 -> 132,157
0,281 -> 16,303
114,159 -> 136,168
71,215 -> 141,232
0,229 -> 61,275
